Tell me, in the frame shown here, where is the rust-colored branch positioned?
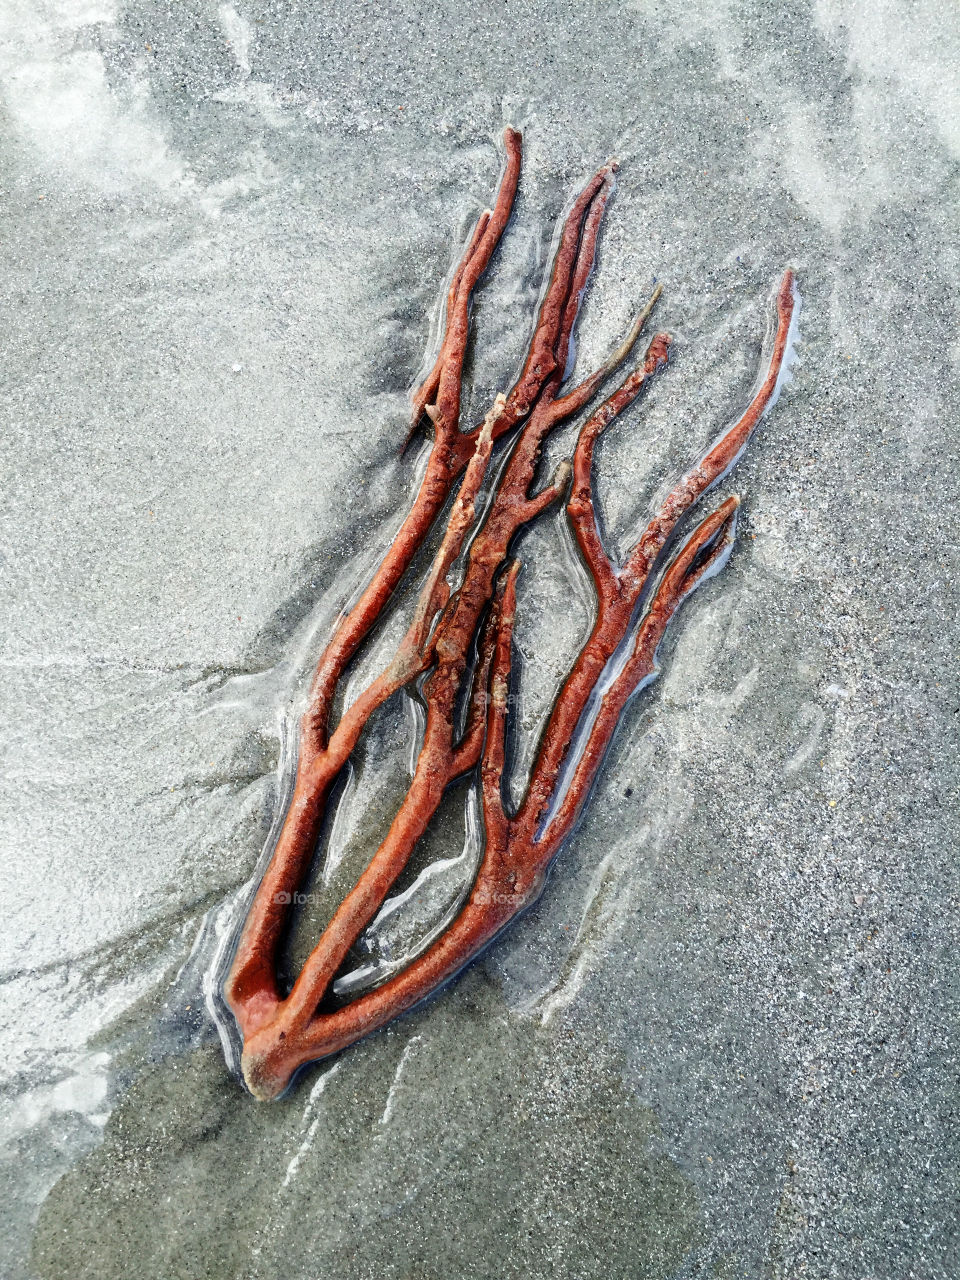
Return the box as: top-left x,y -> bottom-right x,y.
555,283 -> 663,418
224,128 -> 602,1024
537,496 -> 741,860
306,130 -> 522,754
479,561 -> 519,853
224,129 -> 798,1099
448,585 -> 503,779
566,332 -> 672,599
517,272 -> 796,847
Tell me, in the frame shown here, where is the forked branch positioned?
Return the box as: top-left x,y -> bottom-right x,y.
223,128 -> 798,1099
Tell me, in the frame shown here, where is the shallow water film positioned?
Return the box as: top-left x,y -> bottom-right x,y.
2,2 -> 959,1277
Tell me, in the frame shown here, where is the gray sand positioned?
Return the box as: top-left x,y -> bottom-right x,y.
1,2 -> 958,1277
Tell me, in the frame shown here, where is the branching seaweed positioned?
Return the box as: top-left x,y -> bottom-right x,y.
223,128 -> 797,1099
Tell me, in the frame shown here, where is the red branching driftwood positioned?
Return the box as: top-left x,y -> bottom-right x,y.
224,128 -> 797,1099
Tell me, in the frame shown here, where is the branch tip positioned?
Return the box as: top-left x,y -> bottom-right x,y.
552,458 -> 573,494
